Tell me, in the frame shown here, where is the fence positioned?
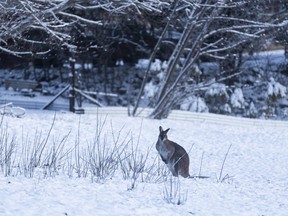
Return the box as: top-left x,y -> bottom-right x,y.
85,107 -> 288,128
0,99 -> 287,128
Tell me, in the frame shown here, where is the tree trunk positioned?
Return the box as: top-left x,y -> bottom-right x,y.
150,4 -> 216,119
131,1 -> 179,116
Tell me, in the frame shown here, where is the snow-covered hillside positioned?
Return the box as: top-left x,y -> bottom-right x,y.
0,110 -> 288,215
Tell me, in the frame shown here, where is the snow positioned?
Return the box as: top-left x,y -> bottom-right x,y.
180,96 -> 209,113
1,109 -> 288,215
116,60 -> 124,66
221,103 -> 231,113
246,102 -> 257,118
161,60 -> 168,71
267,78 -> 287,98
150,59 -> 162,72
230,88 -> 245,109
241,49 -> 286,72
205,83 -> 228,98
135,59 -> 165,72
144,81 -> 158,99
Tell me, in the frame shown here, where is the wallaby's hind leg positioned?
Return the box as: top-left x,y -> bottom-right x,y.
172,161 -> 179,177
179,169 -> 189,178
167,161 -> 178,177
172,169 -> 178,177
175,160 -> 189,178
178,159 -> 190,178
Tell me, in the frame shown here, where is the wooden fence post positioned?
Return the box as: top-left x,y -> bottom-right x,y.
69,57 -> 76,112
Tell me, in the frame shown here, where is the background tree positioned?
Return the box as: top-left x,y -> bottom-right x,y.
1,0 -> 288,119
0,0 -> 169,63
130,0 -> 288,119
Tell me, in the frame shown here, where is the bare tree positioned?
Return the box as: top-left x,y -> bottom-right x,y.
130,0 -> 288,119
0,0 -> 169,56
131,0 -> 179,116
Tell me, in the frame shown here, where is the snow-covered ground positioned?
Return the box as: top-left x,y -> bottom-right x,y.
0,109 -> 288,216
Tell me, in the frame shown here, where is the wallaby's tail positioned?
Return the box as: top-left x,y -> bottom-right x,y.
188,175 -> 210,179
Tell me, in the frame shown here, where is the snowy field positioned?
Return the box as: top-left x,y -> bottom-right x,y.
0,109 -> 288,216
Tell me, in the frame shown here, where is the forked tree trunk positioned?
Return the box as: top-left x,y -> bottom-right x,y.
149,3 -> 217,119
131,1 -> 179,116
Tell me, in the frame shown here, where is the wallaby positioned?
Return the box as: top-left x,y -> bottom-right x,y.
156,126 -> 190,178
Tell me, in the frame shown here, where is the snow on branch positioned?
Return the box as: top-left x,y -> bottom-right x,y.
75,3 -> 112,10
0,45 -> 50,56
203,18 -> 288,41
75,0 -> 168,13
0,0 -> 168,55
267,78 -> 287,98
0,0 -> 74,41
59,12 -> 103,25
224,30 -> 260,38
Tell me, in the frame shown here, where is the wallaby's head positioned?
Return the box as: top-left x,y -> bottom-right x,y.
159,126 -> 170,141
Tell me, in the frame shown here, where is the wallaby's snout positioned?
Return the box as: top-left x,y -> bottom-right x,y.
156,126 -> 190,178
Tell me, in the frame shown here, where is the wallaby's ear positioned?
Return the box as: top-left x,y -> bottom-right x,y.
159,126 -> 163,132
165,128 -> 170,134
